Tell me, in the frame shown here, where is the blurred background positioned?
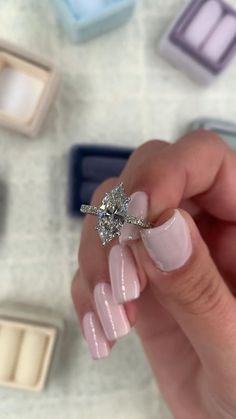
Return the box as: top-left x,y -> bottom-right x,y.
0,0 -> 236,418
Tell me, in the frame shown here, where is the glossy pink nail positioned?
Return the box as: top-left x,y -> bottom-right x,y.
109,244 -> 140,304
83,312 -> 110,360
141,210 -> 192,272
119,191 -> 148,244
94,283 -> 130,341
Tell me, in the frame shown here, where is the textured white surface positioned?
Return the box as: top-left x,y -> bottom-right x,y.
0,0 -> 236,418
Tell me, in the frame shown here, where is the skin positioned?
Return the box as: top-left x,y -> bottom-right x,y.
72,130 -> 236,419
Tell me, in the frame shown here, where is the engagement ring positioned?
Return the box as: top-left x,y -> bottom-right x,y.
80,183 -> 152,245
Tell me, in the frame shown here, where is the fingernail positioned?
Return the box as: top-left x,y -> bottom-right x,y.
83,312 -> 110,360
94,283 -> 130,341
141,210 -> 192,272
109,244 -> 140,304
119,191 -> 148,244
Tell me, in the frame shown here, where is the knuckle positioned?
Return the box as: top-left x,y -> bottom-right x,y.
136,139 -> 166,152
165,261 -> 223,315
128,139 -> 169,166
188,129 -> 227,150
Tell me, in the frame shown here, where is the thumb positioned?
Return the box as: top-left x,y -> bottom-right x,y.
141,209 -> 236,373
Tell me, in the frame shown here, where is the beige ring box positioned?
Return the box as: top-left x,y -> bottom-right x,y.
0,40 -> 59,137
0,304 -> 64,392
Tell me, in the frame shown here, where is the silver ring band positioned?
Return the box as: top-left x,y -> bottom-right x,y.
80,204 -> 152,229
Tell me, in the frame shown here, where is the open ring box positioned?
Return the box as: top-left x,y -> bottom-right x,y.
0,304 -> 64,392
68,144 -> 133,216
0,40 -> 59,137
55,0 -> 136,42
159,0 -> 236,85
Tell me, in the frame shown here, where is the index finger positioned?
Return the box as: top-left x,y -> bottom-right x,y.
121,130 -> 236,222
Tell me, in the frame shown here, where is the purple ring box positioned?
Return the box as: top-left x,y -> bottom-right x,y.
159,0 -> 236,84
68,144 -> 133,217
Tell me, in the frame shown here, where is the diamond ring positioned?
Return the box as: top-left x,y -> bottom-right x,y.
80,183 -> 152,245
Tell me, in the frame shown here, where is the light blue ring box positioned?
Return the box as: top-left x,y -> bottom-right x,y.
55,0 -> 136,42
189,118 -> 236,150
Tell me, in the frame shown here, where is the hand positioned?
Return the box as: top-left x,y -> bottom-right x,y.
72,131 -> 236,419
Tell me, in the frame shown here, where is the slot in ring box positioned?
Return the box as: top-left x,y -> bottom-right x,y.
0,304 -> 64,392
68,144 -> 133,216
189,118 -> 236,149
159,0 -> 236,85
54,0 -> 136,42
0,40 -> 59,137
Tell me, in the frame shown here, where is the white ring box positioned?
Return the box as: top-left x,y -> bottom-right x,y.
0,40 -> 59,137
0,304 -> 64,392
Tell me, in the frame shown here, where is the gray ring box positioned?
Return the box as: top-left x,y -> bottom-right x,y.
189,118 -> 236,149
0,40 -> 59,137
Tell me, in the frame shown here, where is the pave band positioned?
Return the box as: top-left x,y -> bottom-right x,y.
80,204 -> 152,229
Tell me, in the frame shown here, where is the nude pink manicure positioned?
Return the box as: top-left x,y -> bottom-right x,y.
109,244 -> 140,304
94,283 -> 130,341
141,210 -> 192,272
119,191 -> 148,244
83,312 -> 110,360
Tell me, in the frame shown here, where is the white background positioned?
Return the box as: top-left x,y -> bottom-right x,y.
0,0 -> 236,418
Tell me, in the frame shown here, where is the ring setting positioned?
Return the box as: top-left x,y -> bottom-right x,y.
80,183 -> 152,245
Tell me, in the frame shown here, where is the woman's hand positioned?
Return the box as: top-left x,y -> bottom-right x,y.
72,130 -> 236,419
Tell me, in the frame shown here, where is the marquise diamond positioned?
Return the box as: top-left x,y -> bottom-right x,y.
96,183 -> 130,245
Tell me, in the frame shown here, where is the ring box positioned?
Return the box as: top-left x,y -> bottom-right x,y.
54,0 -> 136,42
0,304 -> 64,392
189,118 -> 236,149
68,144 -> 133,216
159,0 -> 236,85
0,40 -> 59,137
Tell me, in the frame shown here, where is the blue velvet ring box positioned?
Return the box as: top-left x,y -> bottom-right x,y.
189,118 -> 236,149
68,144 -> 133,216
55,0 -> 136,42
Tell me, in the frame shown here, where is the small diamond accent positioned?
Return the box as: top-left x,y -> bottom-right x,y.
96,183 -> 130,245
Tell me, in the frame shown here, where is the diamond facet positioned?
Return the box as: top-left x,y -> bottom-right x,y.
96,183 -> 130,245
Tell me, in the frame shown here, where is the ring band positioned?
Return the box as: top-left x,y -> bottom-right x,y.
80,183 -> 152,245
80,204 -> 151,228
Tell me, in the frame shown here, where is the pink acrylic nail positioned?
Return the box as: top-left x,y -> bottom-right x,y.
109,244 -> 140,304
83,312 -> 110,359
94,283 -> 130,341
141,210 -> 192,272
83,312 -> 110,360
119,191 -> 148,244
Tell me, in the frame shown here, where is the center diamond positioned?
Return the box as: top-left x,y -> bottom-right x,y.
96,183 -> 130,245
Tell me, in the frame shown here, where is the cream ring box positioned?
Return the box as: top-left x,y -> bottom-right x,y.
159,0 -> 236,85
0,40 -> 59,136
0,304 -> 64,392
